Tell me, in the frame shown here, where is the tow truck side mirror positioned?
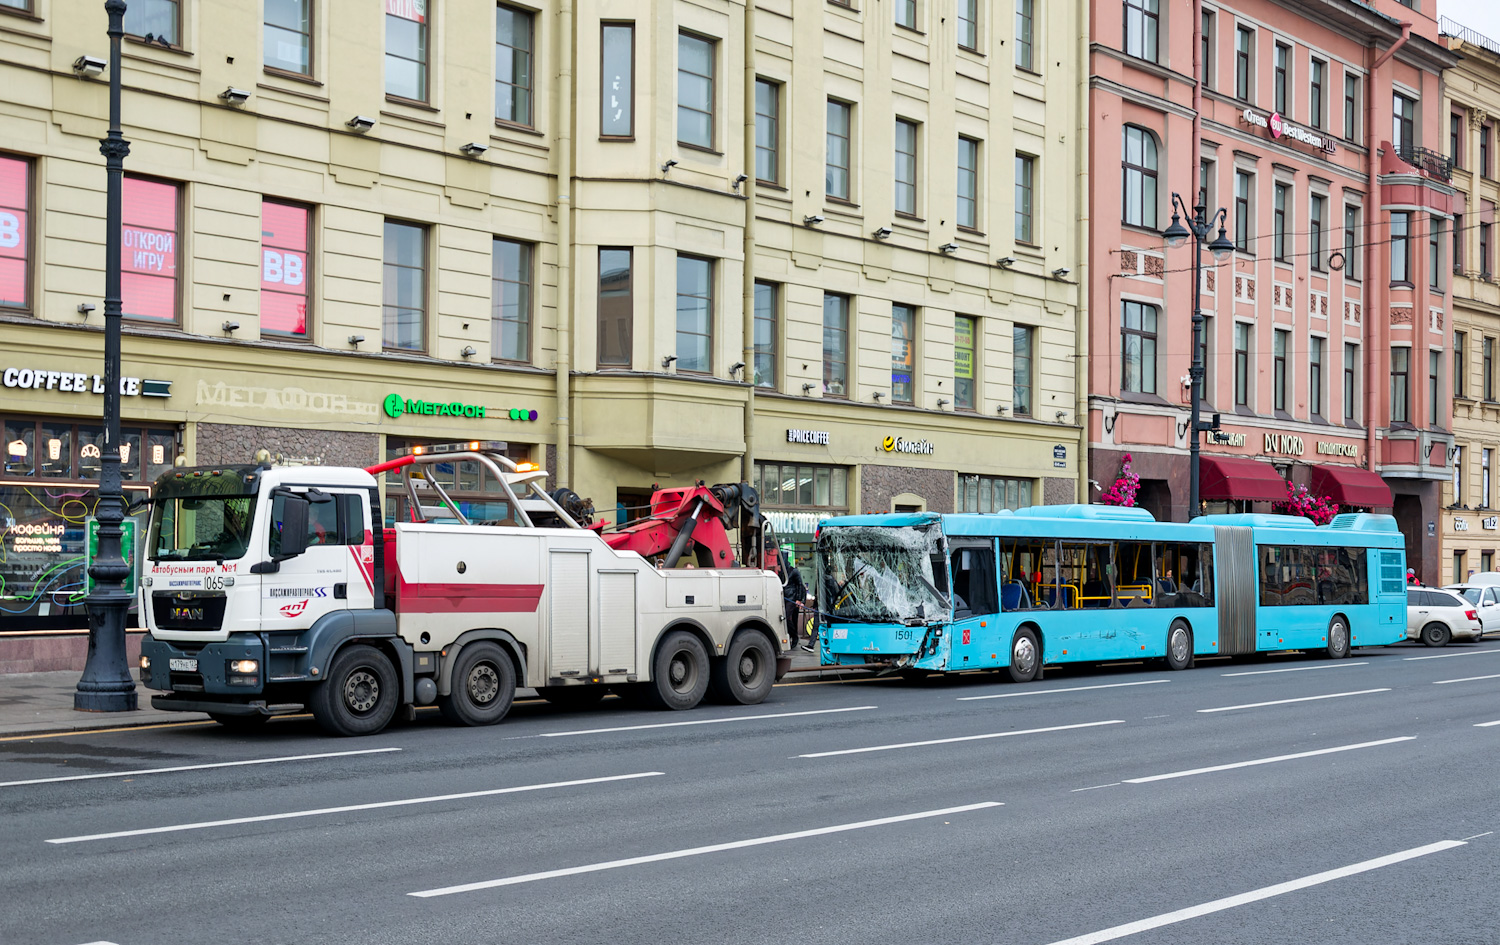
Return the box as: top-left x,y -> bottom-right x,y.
274,493 -> 311,560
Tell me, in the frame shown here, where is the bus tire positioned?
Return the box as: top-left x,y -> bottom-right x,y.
1420,622 -> 1451,648
439,642 -> 517,726
310,644 -> 398,737
1165,620 -> 1193,671
1325,616 -> 1351,659
1008,627 -> 1041,683
538,685 -> 608,709
708,631 -> 776,705
645,630 -> 710,710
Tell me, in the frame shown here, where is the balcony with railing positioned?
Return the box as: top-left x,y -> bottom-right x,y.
1394,144 -> 1455,182
1440,16 -> 1500,59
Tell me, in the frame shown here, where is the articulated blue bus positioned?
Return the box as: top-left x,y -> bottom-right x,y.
814,505 -> 1407,681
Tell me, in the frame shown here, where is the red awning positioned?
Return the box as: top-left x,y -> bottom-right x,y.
1309,464 -> 1392,509
1199,456 -> 1287,502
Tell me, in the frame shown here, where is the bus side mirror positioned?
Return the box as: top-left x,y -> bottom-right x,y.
276,494 -> 311,560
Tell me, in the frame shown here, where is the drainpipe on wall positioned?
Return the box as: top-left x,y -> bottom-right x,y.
741,0 -> 757,487
553,0 -> 576,487
1364,21 -> 1412,477
1074,0 -> 1091,503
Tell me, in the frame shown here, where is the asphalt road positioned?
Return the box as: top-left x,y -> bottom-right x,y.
3,640 -> 1499,945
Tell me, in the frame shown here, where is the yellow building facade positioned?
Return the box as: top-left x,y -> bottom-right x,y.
0,0 -> 1086,640
1442,25 -> 1500,585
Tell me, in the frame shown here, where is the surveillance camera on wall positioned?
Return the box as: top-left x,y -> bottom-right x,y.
219,87 -> 252,105
72,55 -> 107,78
460,142 -> 489,156
346,115 -> 376,132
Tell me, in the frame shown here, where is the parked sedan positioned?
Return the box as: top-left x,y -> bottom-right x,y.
1407,588 -> 1484,647
1445,583 -> 1500,640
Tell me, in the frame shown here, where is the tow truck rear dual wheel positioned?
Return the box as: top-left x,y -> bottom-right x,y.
707,631 -> 776,705
439,642 -> 517,726
645,630 -> 710,710
310,644 -> 399,737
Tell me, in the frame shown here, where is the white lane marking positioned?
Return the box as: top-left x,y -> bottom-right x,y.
797,720 -> 1124,759
1221,662 -> 1369,677
1475,720 -> 1500,728
45,772 -> 663,845
1040,840 -> 1465,945
1404,649 -> 1500,661
537,705 -> 877,737
1196,688 -> 1389,713
0,747 -> 401,789
1124,736 -> 1415,784
1462,831 -> 1494,841
409,801 -> 1003,898
958,680 -> 1169,701
1434,673 -> 1500,685
1071,783 -> 1122,793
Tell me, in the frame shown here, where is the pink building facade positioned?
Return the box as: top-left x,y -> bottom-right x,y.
1088,0 -> 1458,581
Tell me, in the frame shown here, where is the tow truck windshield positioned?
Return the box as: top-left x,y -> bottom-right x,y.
817,525 -> 949,623
147,468 -> 261,562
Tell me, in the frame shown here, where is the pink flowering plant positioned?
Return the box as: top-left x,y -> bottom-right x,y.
1099,453 -> 1141,507
1273,480 -> 1340,525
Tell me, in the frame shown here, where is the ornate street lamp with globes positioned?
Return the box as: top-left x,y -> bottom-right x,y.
1162,193 -> 1237,520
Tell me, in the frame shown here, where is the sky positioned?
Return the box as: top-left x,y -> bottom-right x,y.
1439,0 -> 1500,45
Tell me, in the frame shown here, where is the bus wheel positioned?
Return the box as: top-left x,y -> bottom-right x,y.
1008,627 -> 1041,683
439,642 -> 517,726
708,632 -> 776,705
310,644 -> 398,736
1165,620 -> 1193,671
1421,622 -> 1452,648
1325,616 -> 1351,659
538,685 -> 608,709
645,630 -> 710,710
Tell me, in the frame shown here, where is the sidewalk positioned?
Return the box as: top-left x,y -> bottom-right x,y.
0,646 -> 871,738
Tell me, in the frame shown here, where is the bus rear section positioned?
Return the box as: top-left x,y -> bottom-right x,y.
815,515 -> 951,671
1203,512 -> 1407,654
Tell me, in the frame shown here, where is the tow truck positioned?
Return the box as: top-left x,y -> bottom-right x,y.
137,442 -> 787,736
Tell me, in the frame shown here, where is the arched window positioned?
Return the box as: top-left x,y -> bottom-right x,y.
1122,125 -> 1159,229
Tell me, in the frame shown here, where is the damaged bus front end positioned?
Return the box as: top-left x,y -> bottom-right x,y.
815,514 -> 953,672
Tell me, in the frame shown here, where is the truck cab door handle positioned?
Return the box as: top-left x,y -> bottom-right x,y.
334,583 -> 348,599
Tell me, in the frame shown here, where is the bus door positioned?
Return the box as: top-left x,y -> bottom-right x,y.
947,540 -> 999,670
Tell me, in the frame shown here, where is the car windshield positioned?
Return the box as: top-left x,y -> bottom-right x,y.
816,524 -> 949,623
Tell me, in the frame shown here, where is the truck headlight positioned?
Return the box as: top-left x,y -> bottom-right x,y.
228,659 -> 259,674
139,655 -> 150,670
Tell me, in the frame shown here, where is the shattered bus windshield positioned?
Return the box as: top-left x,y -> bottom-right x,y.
817,525 -> 949,623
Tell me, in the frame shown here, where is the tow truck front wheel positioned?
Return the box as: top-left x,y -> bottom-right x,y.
645,630 -> 709,710
439,642 -> 516,726
310,644 -> 398,737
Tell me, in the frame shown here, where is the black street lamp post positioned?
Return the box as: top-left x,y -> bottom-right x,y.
75,0 -> 138,712
1162,193 -> 1236,520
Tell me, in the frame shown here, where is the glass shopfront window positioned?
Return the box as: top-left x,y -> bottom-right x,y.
755,461 -> 849,581
1,414 -> 170,630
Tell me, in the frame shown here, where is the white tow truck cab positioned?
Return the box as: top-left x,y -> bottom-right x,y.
138,443 -> 787,736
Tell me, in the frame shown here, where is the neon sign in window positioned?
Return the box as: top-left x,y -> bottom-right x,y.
122,176 -> 178,322
261,200 -> 310,336
0,155 -> 29,309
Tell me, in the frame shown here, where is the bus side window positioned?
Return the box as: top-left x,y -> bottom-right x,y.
1115,541 -> 1154,607
1260,546 -> 1282,607
1079,543 -> 1113,608
950,547 -> 998,618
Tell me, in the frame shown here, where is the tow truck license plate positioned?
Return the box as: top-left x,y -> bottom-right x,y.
168,658 -> 198,672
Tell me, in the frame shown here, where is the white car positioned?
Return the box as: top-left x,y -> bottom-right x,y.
1445,583 -> 1499,639
1407,587 -> 1484,647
